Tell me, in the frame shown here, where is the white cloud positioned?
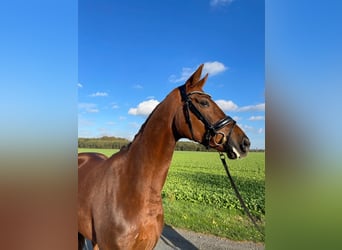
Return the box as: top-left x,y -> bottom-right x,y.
241,125 -> 265,135
238,103 -> 265,112
87,109 -> 99,113
243,125 -> 254,131
78,83 -> 83,88
89,92 -> 108,97
215,100 -> 238,111
169,61 -> 227,83
78,116 -> 94,126
78,129 -> 93,138
249,115 -> 265,121
133,84 -> 143,89
129,122 -> 141,129
78,103 -> 99,113
210,0 -> 234,7
169,67 -> 194,83
232,116 -> 242,121
215,101 -> 265,113
128,99 -> 160,116
203,61 -> 227,76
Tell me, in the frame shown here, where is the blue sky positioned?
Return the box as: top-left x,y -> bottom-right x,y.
79,0 -> 265,149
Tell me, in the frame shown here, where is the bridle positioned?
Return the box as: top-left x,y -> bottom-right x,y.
178,85 -> 236,148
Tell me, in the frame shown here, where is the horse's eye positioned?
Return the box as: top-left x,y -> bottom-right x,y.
199,100 -> 209,107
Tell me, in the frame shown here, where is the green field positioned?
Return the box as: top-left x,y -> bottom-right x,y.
78,148 -> 265,242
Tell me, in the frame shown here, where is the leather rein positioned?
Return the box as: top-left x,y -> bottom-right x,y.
179,85 -> 264,236
219,152 -> 264,236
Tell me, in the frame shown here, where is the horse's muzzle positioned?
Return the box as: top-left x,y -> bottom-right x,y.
225,136 -> 250,159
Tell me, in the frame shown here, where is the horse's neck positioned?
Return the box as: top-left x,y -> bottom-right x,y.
125,95 -> 178,193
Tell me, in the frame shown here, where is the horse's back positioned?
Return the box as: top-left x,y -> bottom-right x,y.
78,152 -> 108,169
78,152 -> 108,192
78,152 -> 108,193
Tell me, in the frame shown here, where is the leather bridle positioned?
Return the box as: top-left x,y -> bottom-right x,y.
178,85 -> 236,148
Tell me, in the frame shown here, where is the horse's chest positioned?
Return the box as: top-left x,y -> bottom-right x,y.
130,221 -> 162,250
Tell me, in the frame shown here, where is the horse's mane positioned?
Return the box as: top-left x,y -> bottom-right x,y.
121,101 -> 163,151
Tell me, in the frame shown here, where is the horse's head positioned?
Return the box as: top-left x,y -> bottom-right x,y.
174,64 -> 250,159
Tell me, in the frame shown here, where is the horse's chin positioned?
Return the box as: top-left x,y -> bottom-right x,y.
225,145 -> 241,160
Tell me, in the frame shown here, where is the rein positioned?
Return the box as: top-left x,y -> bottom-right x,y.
178,85 -> 263,236
219,152 -> 264,236
178,85 -> 235,147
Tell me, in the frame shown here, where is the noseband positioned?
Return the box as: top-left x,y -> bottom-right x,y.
178,85 -> 236,147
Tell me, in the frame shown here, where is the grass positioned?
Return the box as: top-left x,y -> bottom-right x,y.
78,148 -> 265,242
163,151 -> 265,242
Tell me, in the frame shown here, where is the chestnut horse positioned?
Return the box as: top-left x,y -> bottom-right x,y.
78,64 -> 250,250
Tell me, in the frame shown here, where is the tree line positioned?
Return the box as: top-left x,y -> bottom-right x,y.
78,136 -> 130,149
78,136 -> 209,151
78,136 -> 264,152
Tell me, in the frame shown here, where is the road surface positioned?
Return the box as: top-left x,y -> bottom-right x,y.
84,224 -> 265,250
155,225 -> 264,250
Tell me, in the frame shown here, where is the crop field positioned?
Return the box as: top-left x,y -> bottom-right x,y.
78,148 -> 265,242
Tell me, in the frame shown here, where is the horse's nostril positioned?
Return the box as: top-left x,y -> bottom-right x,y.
241,137 -> 250,152
245,137 -> 250,147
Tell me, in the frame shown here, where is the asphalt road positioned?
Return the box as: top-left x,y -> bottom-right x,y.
84,225 -> 264,250
155,225 -> 264,250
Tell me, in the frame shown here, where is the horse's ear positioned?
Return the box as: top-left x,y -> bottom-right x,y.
186,64 -> 204,88
196,73 -> 208,89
